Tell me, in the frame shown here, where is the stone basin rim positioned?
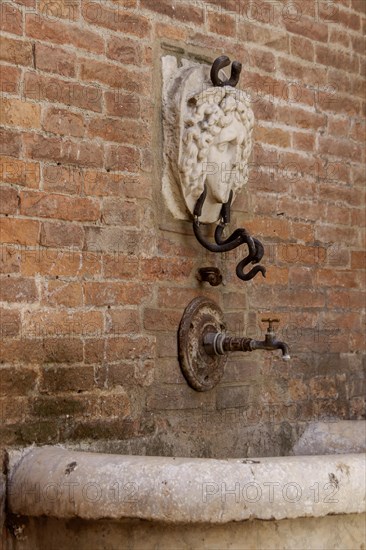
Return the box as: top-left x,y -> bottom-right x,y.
6,446 -> 366,525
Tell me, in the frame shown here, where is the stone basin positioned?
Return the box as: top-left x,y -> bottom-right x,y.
3,421 -> 366,549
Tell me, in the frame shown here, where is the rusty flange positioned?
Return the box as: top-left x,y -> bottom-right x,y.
178,296 -> 227,391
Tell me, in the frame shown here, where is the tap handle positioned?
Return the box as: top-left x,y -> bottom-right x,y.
261,318 -> 280,331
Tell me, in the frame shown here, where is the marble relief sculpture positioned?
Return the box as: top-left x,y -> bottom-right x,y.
162,56 -> 254,224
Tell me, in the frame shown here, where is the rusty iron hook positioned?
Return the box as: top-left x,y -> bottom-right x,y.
210,55 -> 242,88
193,186 -> 266,282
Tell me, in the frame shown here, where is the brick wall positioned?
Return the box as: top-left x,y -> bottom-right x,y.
0,0 -> 365,458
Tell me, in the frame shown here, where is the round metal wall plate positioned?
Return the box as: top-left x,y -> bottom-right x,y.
178,296 -> 227,391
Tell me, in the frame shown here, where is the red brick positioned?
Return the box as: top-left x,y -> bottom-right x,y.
144,308 -> 181,331
20,249 -> 101,278
23,133 -> 104,168
0,4 -> 22,35
155,22 -> 188,42
42,280 -> 83,307
38,0 -> 80,21
290,36 -> 314,62
329,28 -> 351,48
22,310 -> 103,337
292,132 -> 315,152
0,64 -> 21,94
254,125 -> 291,148
0,185 -> 18,216
141,258 -> 194,282
42,164 -> 83,194
103,254 -> 139,279
316,45 -> 359,73
279,57 -> 327,87
316,91 -> 361,116
40,221 -> 84,248
275,105 -> 326,130
35,43 -> 76,78
0,156 -> 40,188
0,367 -> 38,396
104,90 -> 140,119
351,251 -> 366,270
107,36 -> 141,65
207,11 -> 236,37
319,136 -> 362,161
0,276 -> 38,302
315,224 -> 359,247
41,366 -> 95,393
20,191 -> 100,222
26,14 -> 104,54
284,16 -> 328,42
106,336 -> 154,361
0,217 -> 39,245
82,1 -> 151,37
88,117 -> 150,146
319,3 -> 360,30
0,36 -> 33,66
105,145 -> 140,172
42,107 -> 85,138
24,71 -> 103,113
106,309 -> 140,334
80,58 -> 150,94
0,127 -> 21,157
84,282 -> 150,306
101,199 -> 138,226
317,269 -> 360,288
1,97 -> 41,129
0,308 -> 21,337
240,22 -> 288,52
140,0 -> 203,25
0,244 -> 20,274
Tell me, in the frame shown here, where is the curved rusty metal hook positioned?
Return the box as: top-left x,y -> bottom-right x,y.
193,186 -> 266,282
210,55 -> 242,88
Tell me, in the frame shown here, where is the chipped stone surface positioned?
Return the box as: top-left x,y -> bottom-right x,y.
8,446 -> 366,524
293,421 -> 366,455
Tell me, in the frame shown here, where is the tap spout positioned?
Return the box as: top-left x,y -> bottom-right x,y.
250,338 -> 291,361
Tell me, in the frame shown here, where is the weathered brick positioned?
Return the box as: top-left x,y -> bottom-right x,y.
284,16 -> 328,42
84,282 -> 150,306
24,71 -> 103,113
105,144 -> 140,172
0,308 -> 21,337
82,1 -> 151,37
38,0 -> 80,21
144,308 -> 181,331
22,310 -> 103,337
0,276 -> 38,302
42,280 -> 83,307
0,36 -> 33,66
23,133 -> 104,168
0,97 -> 41,129
42,107 -> 85,138
0,217 -> 39,245
0,127 -> 21,157
0,64 -> 21,94
0,186 -> 18,215
40,365 -> 94,393
101,198 -> 138,226
207,11 -> 236,37
80,58 -> 150,94
0,367 -> 38,396
0,156 -> 40,188
88,117 -> 150,146
40,221 -> 84,248
26,14 -> 104,54
20,191 -> 100,221
0,2 -> 22,35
